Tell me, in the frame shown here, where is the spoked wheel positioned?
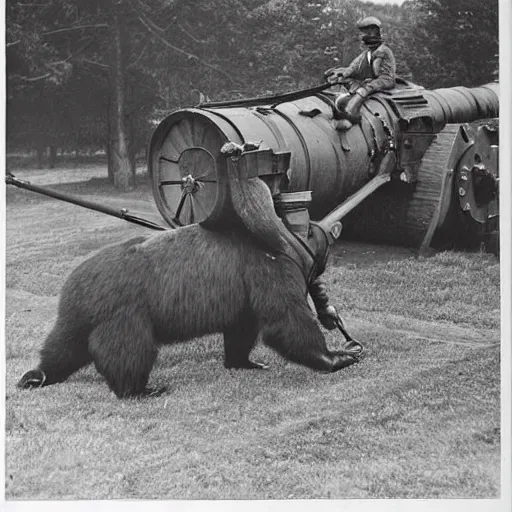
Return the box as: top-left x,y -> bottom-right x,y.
149,112 -> 229,227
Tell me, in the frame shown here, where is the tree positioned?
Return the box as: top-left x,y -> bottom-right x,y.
6,0 -> 140,189
405,0 -> 499,88
241,0 -> 349,93
6,0 -> 247,186
131,0 -> 253,104
105,0 -> 134,189
6,0 -> 498,189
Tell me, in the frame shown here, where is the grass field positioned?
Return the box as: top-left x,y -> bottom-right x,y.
3,163 -> 502,500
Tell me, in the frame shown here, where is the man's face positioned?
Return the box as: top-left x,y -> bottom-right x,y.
359,26 -> 380,45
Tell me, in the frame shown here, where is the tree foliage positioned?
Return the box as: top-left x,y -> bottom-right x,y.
6,0 -> 500,184
409,0 -> 499,87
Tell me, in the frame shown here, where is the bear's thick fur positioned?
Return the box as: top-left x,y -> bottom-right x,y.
18,177 -> 354,398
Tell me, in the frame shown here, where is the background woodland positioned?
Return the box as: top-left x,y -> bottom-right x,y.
5,0 -> 499,189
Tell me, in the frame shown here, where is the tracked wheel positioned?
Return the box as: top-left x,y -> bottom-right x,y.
344,125 -> 463,249
401,125 -> 461,250
148,111 -> 238,227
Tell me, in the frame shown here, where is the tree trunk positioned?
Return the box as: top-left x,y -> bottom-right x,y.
128,102 -> 137,179
106,96 -> 114,183
36,145 -> 45,169
107,1 -> 134,191
48,145 -> 57,169
106,141 -> 114,183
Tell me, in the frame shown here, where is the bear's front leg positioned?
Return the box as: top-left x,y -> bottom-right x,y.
223,313 -> 269,370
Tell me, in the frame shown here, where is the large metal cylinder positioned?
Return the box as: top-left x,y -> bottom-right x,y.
149,82 -> 499,247
149,93 -> 393,224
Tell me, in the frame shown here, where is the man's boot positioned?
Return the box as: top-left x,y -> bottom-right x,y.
334,92 -> 351,116
332,92 -> 354,130
332,119 -> 353,131
343,87 -> 368,124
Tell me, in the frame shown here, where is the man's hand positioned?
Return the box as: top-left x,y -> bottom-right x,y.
323,66 -> 337,77
327,74 -> 339,85
324,67 -> 347,84
318,305 -> 339,330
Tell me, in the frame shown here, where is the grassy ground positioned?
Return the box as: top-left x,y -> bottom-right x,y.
4,164 -> 501,500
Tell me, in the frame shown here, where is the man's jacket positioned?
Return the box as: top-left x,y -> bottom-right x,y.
341,43 -> 396,94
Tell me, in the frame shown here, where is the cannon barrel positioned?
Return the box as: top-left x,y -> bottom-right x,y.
149,81 -> 499,251
423,83 -> 499,128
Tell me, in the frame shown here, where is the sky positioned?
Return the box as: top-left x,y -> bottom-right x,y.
359,0 -> 407,4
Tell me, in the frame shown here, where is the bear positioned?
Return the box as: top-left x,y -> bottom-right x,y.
17,175 -> 357,399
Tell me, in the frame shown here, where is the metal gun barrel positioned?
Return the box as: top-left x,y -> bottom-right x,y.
424,82 -> 499,130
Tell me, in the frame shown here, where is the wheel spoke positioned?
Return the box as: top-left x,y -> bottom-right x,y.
159,156 -> 179,164
180,193 -> 193,225
196,168 -> 215,180
181,118 -> 194,145
169,123 -> 191,156
189,195 -> 195,224
194,196 -> 209,218
174,192 -> 187,221
159,180 -> 186,186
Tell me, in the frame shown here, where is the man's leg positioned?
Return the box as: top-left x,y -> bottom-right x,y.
343,87 -> 368,124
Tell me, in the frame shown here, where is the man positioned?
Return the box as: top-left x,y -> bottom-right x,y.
324,16 -> 396,127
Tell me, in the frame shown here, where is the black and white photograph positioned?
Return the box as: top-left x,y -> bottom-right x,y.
2,0 -> 511,508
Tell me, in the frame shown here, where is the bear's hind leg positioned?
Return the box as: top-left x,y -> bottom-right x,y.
88,308 -> 159,398
223,311 -> 268,370
18,320 -> 92,389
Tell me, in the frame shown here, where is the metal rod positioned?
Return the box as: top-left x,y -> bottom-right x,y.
317,151 -> 397,234
6,173 -> 169,231
317,173 -> 391,233
199,83 -> 332,109
334,316 -> 365,357
174,191 -> 187,220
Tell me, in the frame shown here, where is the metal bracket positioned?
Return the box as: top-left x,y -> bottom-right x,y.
220,141 -> 291,181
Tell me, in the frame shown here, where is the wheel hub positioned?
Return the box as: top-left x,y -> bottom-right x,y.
181,174 -> 200,194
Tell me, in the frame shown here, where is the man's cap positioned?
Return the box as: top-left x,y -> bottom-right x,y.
356,16 -> 382,29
